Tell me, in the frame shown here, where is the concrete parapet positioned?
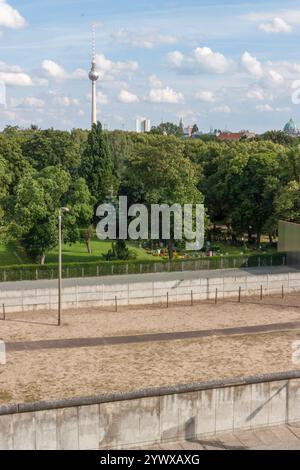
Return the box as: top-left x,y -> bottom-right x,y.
1,371 -> 300,449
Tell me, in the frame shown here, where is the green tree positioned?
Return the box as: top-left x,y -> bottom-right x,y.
21,129 -> 81,172
259,130 -> 294,146
150,122 -> 184,137
124,136 -> 204,258
80,122 -> 117,208
0,156 -> 11,233
192,124 -> 199,135
107,130 -> 133,181
226,145 -> 282,244
12,167 -> 93,264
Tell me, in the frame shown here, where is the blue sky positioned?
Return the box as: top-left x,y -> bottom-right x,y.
1,0 -> 300,132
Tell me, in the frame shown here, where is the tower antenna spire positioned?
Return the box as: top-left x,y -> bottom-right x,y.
92,22 -> 96,61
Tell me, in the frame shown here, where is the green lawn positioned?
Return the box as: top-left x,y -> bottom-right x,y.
46,240 -> 157,264
0,241 -> 28,266
0,240 -> 157,266
0,239 -> 277,267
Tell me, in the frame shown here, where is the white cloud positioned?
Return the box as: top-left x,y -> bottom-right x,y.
259,17 -> 292,34
167,50 -> 184,68
72,68 -> 86,80
0,0 -> 26,29
148,86 -> 184,104
268,69 -> 284,84
241,51 -> 264,78
0,61 -> 34,87
23,97 -> 45,108
196,91 -> 216,103
276,107 -> 291,113
118,89 -> 139,104
42,60 -> 86,82
11,96 -> 45,109
213,105 -> 231,113
194,47 -> 230,74
256,104 -> 273,112
246,88 -> 265,100
149,74 -> 163,88
95,54 -> 138,78
0,61 -> 22,73
96,91 -> 108,105
42,60 -> 66,80
0,71 -> 32,86
244,10 -> 300,26
112,29 -> 177,49
55,96 -> 80,107
167,47 -> 231,74
266,60 -> 300,78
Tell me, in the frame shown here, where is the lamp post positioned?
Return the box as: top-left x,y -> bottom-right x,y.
58,207 -> 69,326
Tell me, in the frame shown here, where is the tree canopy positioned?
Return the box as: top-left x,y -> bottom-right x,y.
0,123 -> 299,262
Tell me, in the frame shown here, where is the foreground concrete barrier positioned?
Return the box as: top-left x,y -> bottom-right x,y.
1,271 -> 300,313
1,371 -> 300,449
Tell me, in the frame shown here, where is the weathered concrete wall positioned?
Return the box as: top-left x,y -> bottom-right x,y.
278,220 -> 300,266
278,220 -> 300,253
1,271 -> 300,313
1,371 -> 300,449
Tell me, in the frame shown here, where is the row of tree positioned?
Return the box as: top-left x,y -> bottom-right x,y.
0,123 -> 300,263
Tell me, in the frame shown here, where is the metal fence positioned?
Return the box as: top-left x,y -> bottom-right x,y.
0,252 -> 287,283
0,268 -> 298,315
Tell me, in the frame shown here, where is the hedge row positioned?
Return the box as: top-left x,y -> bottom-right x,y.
0,252 -> 287,283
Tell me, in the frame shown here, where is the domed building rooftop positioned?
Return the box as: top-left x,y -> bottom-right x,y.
284,118 -> 300,136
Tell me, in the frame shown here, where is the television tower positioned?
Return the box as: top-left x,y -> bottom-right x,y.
88,23 -> 99,127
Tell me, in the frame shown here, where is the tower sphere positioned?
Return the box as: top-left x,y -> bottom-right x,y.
89,63 -> 99,82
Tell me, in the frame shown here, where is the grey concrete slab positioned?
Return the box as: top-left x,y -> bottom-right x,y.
35,409 -> 57,450
270,425 -> 300,444
181,441 -> 204,450
253,428 -> 279,446
57,407 -> 79,450
12,412 -> 36,450
234,429 -> 263,448
0,414 -> 13,450
78,404 -> 100,450
158,424 -> 300,450
159,442 -> 184,450
233,385 -> 252,430
288,423 -> 300,439
215,432 -> 244,450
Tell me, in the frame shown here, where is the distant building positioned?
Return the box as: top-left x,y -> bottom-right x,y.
217,130 -> 256,141
183,126 -> 193,138
136,117 -> 151,133
283,118 -> 300,137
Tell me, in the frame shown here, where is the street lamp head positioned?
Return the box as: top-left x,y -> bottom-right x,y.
61,207 -> 70,214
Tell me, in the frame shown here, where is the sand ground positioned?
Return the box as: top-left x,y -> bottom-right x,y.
1,294 -> 300,404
